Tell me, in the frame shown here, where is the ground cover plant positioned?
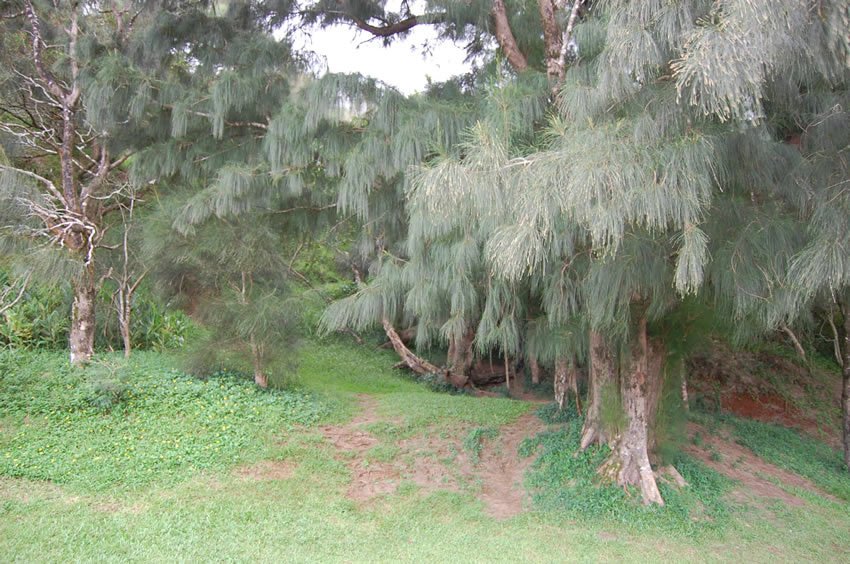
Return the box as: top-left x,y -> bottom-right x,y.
0,350 -> 327,491
1,339 -> 850,562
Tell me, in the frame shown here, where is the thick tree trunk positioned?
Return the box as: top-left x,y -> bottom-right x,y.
69,264 -> 95,365
447,328 -> 476,387
841,303 -> 850,471
581,330 -> 617,449
599,317 -> 666,505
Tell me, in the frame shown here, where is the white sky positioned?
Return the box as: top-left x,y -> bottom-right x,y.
292,3 -> 471,94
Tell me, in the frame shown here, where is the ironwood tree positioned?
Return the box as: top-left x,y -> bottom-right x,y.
0,0 -> 171,364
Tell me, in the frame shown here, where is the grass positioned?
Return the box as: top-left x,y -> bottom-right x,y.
1,340 -> 850,561
0,350 -> 326,492
711,412 -> 850,502
463,427 -> 500,463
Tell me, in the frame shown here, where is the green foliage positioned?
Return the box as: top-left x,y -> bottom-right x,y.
718,414 -> 850,501
463,427 -> 499,463
536,400 -> 581,425
0,350 -> 328,491
0,282 -> 69,349
0,271 -> 191,353
84,360 -> 132,412
524,421 -> 732,535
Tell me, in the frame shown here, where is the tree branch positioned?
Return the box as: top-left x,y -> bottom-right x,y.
554,0 -> 584,82
23,0 -> 66,100
0,272 -> 32,316
0,164 -> 64,203
491,0 -> 529,72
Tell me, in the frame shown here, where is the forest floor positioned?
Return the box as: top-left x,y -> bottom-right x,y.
1,340 -> 850,562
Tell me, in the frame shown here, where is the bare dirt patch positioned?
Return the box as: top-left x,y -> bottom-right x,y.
320,395 -> 404,502
685,423 -> 836,506
320,395 -> 546,517
687,344 -> 842,447
477,411 -> 546,519
233,460 -> 296,481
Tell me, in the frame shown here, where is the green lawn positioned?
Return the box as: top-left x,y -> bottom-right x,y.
1,341 -> 849,562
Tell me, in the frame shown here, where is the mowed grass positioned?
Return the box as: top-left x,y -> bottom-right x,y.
1,340 -> 850,562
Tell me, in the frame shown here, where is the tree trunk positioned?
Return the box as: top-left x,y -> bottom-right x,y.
554,357 -> 568,409
530,356 -> 541,385
382,318 -> 444,376
69,264 -> 95,365
537,0 -> 562,83
599,317 -> 666,505
447,328 -> 476,387
120,303 -> 132,359
491,0 -> 529,72
840,302 -> 850,471
250,336 -> 268,388
569,358 -> 582,416
580,330 -> 617,449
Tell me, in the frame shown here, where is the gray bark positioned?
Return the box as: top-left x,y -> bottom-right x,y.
69,264 -> 95,365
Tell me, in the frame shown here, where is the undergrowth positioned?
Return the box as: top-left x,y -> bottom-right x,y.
535,400 -> 581,425
0,350 -> 328,492
523,417 -> 732,536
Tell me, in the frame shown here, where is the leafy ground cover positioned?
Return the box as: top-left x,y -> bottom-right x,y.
1,340 -> 849,562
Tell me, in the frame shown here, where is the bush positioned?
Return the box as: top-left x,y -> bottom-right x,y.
0,269 -> 191,352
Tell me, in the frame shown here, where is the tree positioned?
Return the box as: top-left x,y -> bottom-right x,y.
144,192 -> 303,387
0,0 -> 165,364
325,0 -> 849,505
103,187 -> 149,358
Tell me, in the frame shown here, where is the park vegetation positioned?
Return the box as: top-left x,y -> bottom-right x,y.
0,0 -> 848,536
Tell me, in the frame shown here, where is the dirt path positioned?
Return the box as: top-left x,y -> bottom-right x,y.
478,411 -> 546,519
319,394 -> 547,518
685,423 -> 838,506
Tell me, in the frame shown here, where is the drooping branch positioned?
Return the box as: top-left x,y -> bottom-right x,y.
0,164 -> 63,203
348,13 -> 433,37
310,6 -> 445,39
